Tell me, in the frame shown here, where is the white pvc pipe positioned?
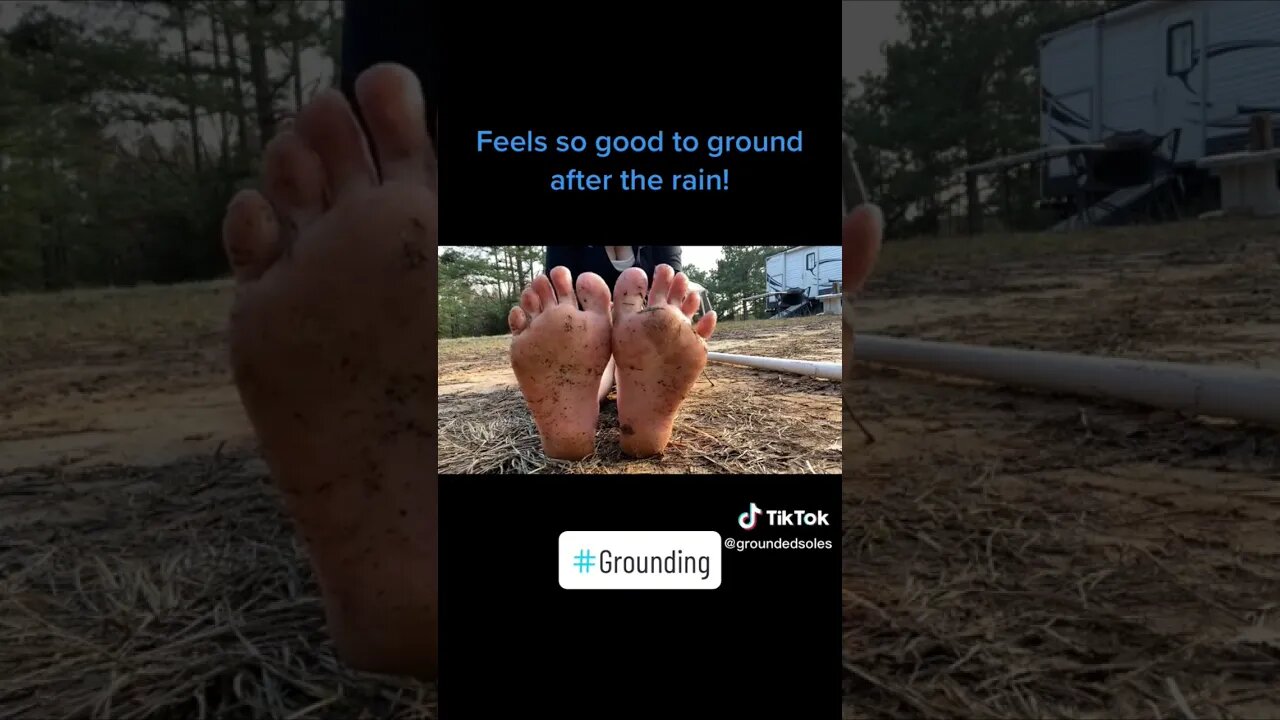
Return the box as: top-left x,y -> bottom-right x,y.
707,351 -> 841,381
854,334 -> 1280,426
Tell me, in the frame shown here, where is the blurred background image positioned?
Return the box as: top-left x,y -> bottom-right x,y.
0,0 -> 339,292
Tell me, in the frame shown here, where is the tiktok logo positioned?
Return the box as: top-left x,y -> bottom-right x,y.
736,504 -> 830,530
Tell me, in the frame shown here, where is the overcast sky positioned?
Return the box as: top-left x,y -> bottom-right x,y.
6,1 -> 909,143
2,1 -> 333,149
842,0 -> 907,89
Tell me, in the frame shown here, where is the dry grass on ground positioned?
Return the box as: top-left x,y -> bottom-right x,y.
0,455 -> 435,719
437,315 -> 842,474
1,280 -> 438,718
0,219 -> 1278,718
843,217 -> 1280,718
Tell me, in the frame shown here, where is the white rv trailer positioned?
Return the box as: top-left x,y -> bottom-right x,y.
764,245 -> 841,314
1038,0 -> 1280,199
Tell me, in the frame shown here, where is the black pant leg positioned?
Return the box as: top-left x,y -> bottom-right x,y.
340,0 -> 440,154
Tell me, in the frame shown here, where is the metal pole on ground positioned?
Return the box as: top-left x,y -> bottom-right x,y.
706,352 -> 841,381
853,334 -> 1280,426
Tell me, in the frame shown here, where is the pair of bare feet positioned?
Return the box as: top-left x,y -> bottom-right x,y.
508,264 -> 716,460
218,58 -> 882,682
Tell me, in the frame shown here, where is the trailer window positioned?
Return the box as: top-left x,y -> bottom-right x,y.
1166,21 -> 1193,75
805,252 -> 816,272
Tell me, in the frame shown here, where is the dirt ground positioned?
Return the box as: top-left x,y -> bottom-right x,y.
0,218 -> 1277,717
437,315 -> 842,474
844,217 -> 1280,718
0,283 -> 434,718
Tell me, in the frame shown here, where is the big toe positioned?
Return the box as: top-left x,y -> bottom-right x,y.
222,190 -> 280,283
575,272 -> 611,315
843,204 -> 882,292
355,63 -> 433,187
612,266 -> 649,318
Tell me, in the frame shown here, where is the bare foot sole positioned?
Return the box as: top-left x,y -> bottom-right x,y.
223,64 -> 438,678
612,265 -> 717,457
509,268 -> 613,460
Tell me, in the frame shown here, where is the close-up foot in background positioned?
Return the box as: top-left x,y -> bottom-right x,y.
222,63 -> 439,679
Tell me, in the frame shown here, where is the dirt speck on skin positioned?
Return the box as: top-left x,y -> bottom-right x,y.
398,216 -> 433,271
401,237 -> 429,271
620,424 -> 634,435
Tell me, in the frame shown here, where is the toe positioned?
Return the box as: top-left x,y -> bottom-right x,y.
509,306 -> 529,335
520,287 -> 542,318
532,273 -> 557,310
295,89 -> 377,200
612,266 -> 649,317
354,63 -> 433,187
668,271 -> 690,306
679,290 -> 701,319
263,130 -> 325,236
549,266 -> 577,306
648,264 -> 675,306
843,204 -> 882,293
693,310 -> 717,340
575,272 -> 611,314
222,190 -> 280,283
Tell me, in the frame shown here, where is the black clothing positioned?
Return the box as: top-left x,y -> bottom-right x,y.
544,246 -> 682,291
340,0 -> 440,155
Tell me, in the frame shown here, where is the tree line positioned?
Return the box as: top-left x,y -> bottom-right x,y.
0,0 -> 338,293
438,245 -> 788,339
1,0 -> 1125,294
843,0 -> 1128,239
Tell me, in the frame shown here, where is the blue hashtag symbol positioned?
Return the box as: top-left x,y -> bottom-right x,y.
573,549 -> 596,573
